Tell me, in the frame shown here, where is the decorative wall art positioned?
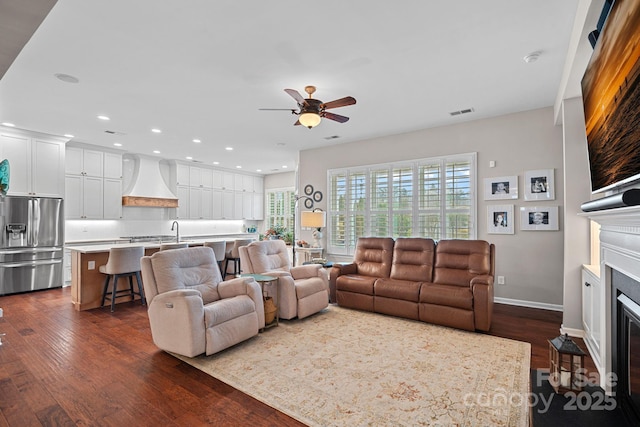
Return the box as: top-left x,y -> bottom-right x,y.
487,204 -> 514,234
484,176 -> 518,200
520,206 -> 559,231
524,169 -> 555,201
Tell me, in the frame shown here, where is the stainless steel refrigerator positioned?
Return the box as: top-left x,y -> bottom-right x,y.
0,196 -> 64,295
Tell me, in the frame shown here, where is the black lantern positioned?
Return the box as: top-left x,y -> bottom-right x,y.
548,333 -> 587,393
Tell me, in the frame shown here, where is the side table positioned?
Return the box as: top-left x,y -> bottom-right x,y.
241,273 -> 279,330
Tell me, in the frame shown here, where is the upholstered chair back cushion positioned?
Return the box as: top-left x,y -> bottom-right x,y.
390,238 -> 435,282
433,240 -> 492,287
354,237 -> 395,278
150,246 -> 222,304
243,240 -> 291,273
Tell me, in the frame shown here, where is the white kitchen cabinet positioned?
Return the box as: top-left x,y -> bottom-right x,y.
253,176 -> 264,193
65,146 -> 103,177
242,192 -> 253,219
103,178 -> 123,219
65,145 -> 124,219
241,174 -> 254,192
103,152 -> 123,179
65,175 -> 103,219
222,190 -> 234,219
176,163 -> 190,186
189,187 -> 213,219
213,170 -> 223,189
175,186 -> 189,219
190,166 -> 213,188
222,172 -> 235,190
0,130 -> 65,197
582,264 -> 602,368
213,189 -> 223,219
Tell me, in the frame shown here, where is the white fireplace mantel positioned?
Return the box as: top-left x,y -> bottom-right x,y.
580,205 -> 640,392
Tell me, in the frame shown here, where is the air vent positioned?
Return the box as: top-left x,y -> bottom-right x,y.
449,108 -> 475,116
324,135 -> 340,140
104,130 -> 127,135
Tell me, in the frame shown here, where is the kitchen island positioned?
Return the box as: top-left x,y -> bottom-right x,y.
67,234 -> 256,311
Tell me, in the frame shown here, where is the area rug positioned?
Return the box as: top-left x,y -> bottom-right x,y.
174,306 -> 531,426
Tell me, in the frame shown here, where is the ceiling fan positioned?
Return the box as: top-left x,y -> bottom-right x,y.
260,85 -> 356,129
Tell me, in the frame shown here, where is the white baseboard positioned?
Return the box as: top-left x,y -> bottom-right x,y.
493,296 -> 563,312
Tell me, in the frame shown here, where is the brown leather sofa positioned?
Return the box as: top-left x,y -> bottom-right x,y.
329,237 -> 495,331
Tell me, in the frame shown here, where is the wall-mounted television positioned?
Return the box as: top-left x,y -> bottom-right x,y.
581,0 -> 640,195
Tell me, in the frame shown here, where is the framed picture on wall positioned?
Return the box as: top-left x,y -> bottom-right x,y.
520,206 -> 559,231
484,176 -> 518,200
524,169 -> 555,201
487,205 -> 515,234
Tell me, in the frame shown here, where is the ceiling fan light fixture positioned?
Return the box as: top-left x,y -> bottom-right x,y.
299,112 -> 321,128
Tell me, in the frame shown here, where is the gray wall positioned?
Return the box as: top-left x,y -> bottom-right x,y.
298,107 -> 566,307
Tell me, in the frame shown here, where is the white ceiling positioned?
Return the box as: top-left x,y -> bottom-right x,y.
0,0 -> 586,175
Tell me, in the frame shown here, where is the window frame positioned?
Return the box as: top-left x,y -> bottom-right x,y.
327,153 -> 477,255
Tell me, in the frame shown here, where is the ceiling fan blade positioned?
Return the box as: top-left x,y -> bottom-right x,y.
323,112 -> 350,123
322,96 -> 356,110
258,108 -> 297,112
284,89 -> 307,106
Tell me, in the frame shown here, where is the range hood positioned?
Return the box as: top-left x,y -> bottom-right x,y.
121,154 -> 178,207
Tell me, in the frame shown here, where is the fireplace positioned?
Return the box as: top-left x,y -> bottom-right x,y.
612,269 -> 640,423
584,206 -> 640,424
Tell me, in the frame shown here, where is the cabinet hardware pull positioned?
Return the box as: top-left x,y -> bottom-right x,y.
585,282 -> 591,287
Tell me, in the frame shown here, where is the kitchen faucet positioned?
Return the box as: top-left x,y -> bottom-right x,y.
171,221 -> 180,243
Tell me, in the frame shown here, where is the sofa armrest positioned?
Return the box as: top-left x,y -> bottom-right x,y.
147,289 -> 206,357
471,275 -> 494,287
471,280 -> 494,332
290,264 -> 322,279
218,277 -> 255,298
328,263 -> 357,303
334,262 -> 357,276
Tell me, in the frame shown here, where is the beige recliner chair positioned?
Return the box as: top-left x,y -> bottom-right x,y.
140,246 -> 264,357
239,240 -> 329,320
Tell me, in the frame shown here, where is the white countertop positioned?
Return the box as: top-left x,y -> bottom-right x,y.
66,233 -> 257,253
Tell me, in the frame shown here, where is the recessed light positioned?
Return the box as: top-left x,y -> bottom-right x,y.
523,51 -> 542,63
151,128 -> 162,133
64,134 -> 74,138
256,169 -> 262,172
236,165 -> 242,169
193,139 -> 201,143
282,165 -> 288,169
113,143 -> 122,147
213,161 -> 219,165
186,156 -> 193,160
225,147 -> 233,151
153,150 -> 161,154
97,115 -> 110,121
2,122 -> 15,127
276,143 -> 286,146
54,73 -> 79,83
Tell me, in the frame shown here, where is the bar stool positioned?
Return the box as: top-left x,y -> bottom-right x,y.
159,242 -> 189,251
99,246 -> 145,312
204,241 -> 226,273
224,238 -> 254,279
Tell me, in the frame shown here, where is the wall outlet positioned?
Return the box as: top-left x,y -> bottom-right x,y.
497,276 -> 505,285
88,261 -> 95,270
0,307 -> 3,317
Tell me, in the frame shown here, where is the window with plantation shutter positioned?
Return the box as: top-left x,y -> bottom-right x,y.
265,188 -> 294,233
328,153 -> 476,255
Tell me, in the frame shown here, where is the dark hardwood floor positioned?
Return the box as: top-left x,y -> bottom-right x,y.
0,287 -> 583,426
